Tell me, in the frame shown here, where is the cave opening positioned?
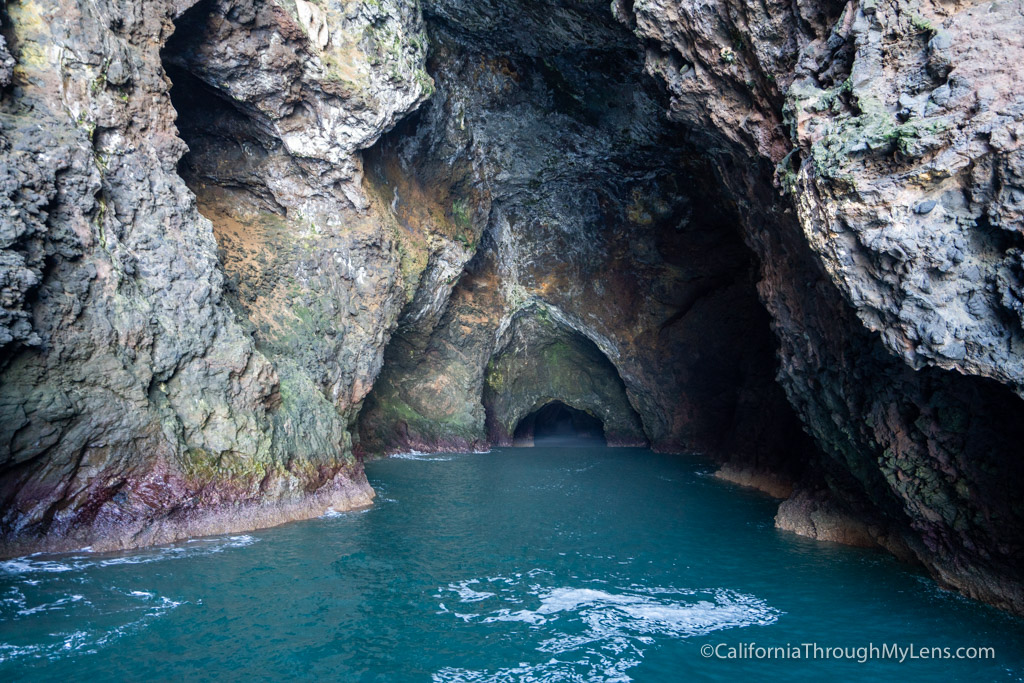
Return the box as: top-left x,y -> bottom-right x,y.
160,0 -> 815,478
2,0 -> 1024,636
165,5 -> 287,191
512,401 -> 606,448
357,0 -> 814,469
162,0 -> 258,189
160,0 -> 314,343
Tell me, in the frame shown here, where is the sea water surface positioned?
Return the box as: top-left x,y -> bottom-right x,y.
2,447 -> 1023,681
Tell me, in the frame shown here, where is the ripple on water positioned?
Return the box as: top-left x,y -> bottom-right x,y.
0,535 -> 255,664
433,572 -> 781,681
0,591 -> 184,664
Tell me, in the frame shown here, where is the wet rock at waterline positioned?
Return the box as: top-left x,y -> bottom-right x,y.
0,0 -> 429,554
1,0 -> 1024,617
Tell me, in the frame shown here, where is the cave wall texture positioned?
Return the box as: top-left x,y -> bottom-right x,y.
2,0 -> 1024,614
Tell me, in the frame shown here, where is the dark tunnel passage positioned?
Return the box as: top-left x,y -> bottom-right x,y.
513,402 -> 606,447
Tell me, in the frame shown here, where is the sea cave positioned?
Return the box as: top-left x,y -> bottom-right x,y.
2,0 -> 1024,678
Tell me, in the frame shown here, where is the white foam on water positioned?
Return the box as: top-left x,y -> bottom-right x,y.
0,534 -> 259,577
447,579 -> 497,603
434,573 -> 781,682
0,557 -> 77,574
0,591 -> 185,664
435,655 -> 638,683
391,450 -> 458,461
16,594 -> 86,617
0,533 -> 254,665
322,507 -> 374,518
480,609 -> 546,626
390,450 -> 429,459
225,535 -> 256,547
1,586 -> 26,611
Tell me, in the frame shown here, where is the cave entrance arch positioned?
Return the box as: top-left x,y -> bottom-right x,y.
512,401 -> 606,447
481,310 -> 649,448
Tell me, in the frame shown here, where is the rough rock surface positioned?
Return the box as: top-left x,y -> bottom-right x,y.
624,0 -> 1024,613
358,1 -> 808,472
791,2 -> 1024,390
482,312 -> 648,448
0,0 -> 443,554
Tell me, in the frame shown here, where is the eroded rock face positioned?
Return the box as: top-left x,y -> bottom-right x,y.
624,0 -> 1024,612
791,2 -> 1024,390
2,0 -> 1023,618
628,0 -> 1024,394
483,312 -> 647,448
0,0 -> 444,554
163,0 -> 446,437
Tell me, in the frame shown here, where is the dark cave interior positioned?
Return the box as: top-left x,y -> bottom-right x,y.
1,0 -> 1024,620
513,401 -> 606,447
354,0 -> 814,468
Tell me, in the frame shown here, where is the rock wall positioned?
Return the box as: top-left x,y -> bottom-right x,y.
358,2 -> 807,472
0,0 -> 448,554
624,0 -> 1024,613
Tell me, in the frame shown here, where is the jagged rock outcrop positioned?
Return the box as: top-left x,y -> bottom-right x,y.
0,0 -> 449,554
623,0 -> 1024,613
791,2 -> 1024,390
625,0 -> 1024,396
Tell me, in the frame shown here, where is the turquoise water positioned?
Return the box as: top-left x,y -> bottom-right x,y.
2,447 -> 1023,681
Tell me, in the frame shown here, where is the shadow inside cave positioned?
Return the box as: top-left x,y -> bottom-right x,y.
513,401 -> 606,448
